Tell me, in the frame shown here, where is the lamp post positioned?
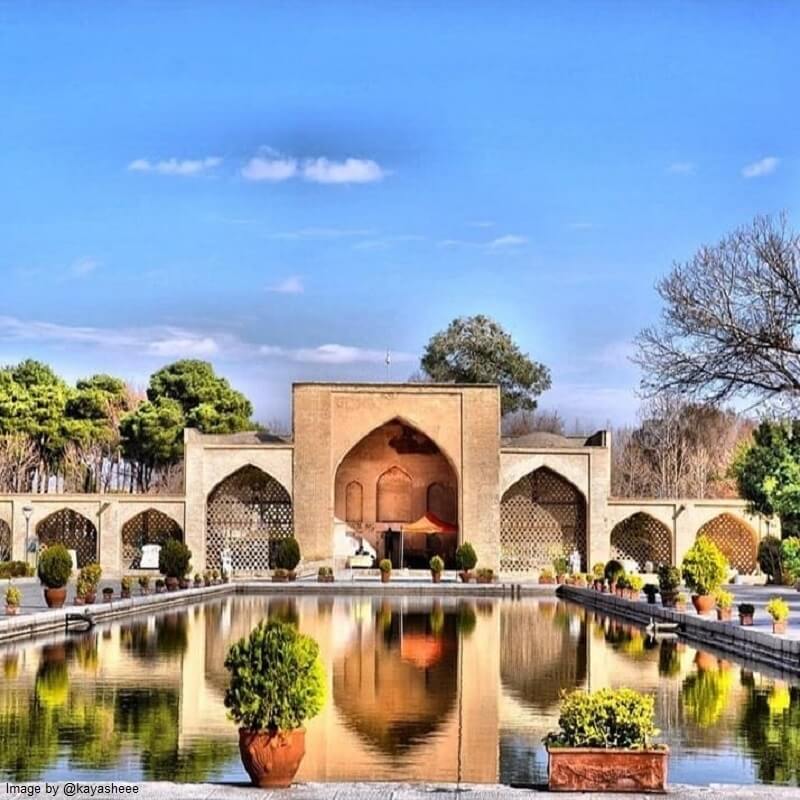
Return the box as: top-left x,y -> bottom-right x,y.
22,505 -> 34,566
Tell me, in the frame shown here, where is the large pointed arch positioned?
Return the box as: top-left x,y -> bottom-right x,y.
697,513 -> 758,574
500,466 -> 586,575
36,508 -> 98,567
122,509 -> 183,570
610,512 -> 672,569
206,464 -> 293,573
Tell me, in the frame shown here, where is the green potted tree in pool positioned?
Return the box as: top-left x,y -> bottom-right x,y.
681,536 -> 728,615
159,539 -> 192,591
37,544 -> 73,609
455,542 -> 477,583
544,687 -> 667,792
273,538 -> 301,582
225,620 -> 325,787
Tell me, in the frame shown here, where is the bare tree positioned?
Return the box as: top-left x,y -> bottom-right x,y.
502,409 -> 566,437
0,434 -> 39,492
636,214 -> 800,410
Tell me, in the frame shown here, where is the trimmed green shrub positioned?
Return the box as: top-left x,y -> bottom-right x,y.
379,558 -> 392,573
318,566 -> 333,578
476,567 -> 495,581
616,575 -> 630,589
682,536 -> 728,595
544,688 -> 659,749
758,535 -> 783,584
604,560 -> 625,583
158,539 -> 192,578
5,585 -> 21,607
37,545 -> 72,589
657,565 -> 681,592
629,575 -> 644,592
455,542 -> 477,571
224,620 -> 325,732
553,555 -> 568,575
0,561 -> 34,579
274,538 -> 301,571
780,538 -> 800,583
766,597 -> 790,622
592,563 -> 605,579
714,589 -> 734,609
78,563 -> 102,591
121,576 -> 133,592
430,555 -> 444,573
738,603 -> 755,615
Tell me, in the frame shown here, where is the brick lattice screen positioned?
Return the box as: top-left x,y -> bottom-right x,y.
500,467 -> 586,574
37,508 -> 98,567
0,519 -> 10,561
610,512 -> 672,569
697,513 -> 758,574
122,509 -> 183,569
206,465 -> 293,572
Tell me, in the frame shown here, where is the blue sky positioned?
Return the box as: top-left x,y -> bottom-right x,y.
1,1 -> 798,428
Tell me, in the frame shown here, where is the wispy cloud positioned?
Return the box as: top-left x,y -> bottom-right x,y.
259,343 -> 415,365
128,157 -> 222,176
241,153 -> 298,182
488,234 -> 527,249
267,227 -> 374,241
69,257 -> 100,279
467,220 -> 495,228
742,156 -> 779,178
352,234 -> 425,251
438,233 -> 528,251
667,161 -> 695,175
266,276 -> 304,294
241,148 -> 387,185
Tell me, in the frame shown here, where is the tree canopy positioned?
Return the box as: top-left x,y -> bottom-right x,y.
419,315 -> 551,414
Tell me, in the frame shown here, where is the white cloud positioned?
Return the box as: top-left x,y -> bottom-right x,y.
266,276 -> 304,294
268,227 -> 374,241
302,157 -> 386,184
488,234 -> 528,249
128,157 -> 222,176
667,161 -> 695,175
742,156 -> 779,178
258,343 -> 415,365
437,233 -> 528,250
241,155 -> 298,182
467,220 -> 495,228
69,257 -> 100,278
148,336 -> 219,356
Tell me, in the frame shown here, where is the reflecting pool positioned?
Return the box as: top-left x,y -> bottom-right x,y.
1,595 -> 799,786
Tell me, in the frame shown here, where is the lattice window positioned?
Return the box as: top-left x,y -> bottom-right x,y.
345,481 -> 363,524
697,513 -> 758,574
206,466 -> 293,572
36,509 -> 98,567
0,519 -> 10,561
427,482 -> 456,524
500,467 -> 586,574
122,509 -> 183,569
610,513 -> 672,569
377,466 -> 412,522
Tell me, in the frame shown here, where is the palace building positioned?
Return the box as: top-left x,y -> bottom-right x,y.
0,383 -> 775,577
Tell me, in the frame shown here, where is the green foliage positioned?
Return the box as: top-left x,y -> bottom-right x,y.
738,603 -> 755,615
224,620 -> 325,732
429,555 -> 444,573
274,537 -> 301,571
121,576 -> 133,591
681,536 -> 728,595
138,575 -> 150,588
604,559 -> 625,583
553,555 -> 568,575
714,589 -> 734,609
682,665 -> 734,727
419,315 -> 551,414
5,585 -> 21,606
158,539 -> 192,579
592,562 -> 605,579
0,561 -> 34,579
629,575 -> 644,592
78,563 -> 102,591
657,565 -> 681,592
378,558 -> 392,573
616,574 -> 630,589
119,397 -> 185,471
37,545 -> 72,588
476,567 -> 494,580
317,566 -> 333,577
544,688 -> 659,749
758,535 -> 784,584
455,542 -> 477,571
780,537 -> 800,582
766,597 -> 790,622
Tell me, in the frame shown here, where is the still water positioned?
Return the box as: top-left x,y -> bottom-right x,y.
1,595 -> 798,786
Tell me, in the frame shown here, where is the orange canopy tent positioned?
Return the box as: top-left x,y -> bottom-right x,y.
401,512 -> 457,534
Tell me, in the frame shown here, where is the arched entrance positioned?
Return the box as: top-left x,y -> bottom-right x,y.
610,512 -> 672,569
122,509 -> 183,570
334,419 -> 458,567
206,465 -> 293,573
697,513 -> 758,574
500,467 -> 586,574
36,509 -> 98,567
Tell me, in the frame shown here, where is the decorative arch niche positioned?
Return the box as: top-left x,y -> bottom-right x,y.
377,466 -> 413,522
345,481 -> 364,524
697,513 -> 758,574
36,508 -> 98,567
610,512 -> 672,569
122,509 -> 183,570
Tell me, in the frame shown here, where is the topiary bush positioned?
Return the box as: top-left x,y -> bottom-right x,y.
544,688 -> 659,749
657,565 -> 681,592
681,536 -> 728,596
0,561 -> 34,579
5,585 -> 21,607
78,563 -> 102,591
430,555 -> 444,573
224,620 -> 325,732
604,560 -> 625,583
379,558 -> 392,573
766,597 -> 790,622
758,535 -> 784,584
37,545 -> 73,589
455,542 -> 477,571
158,539 -> 192,578
274,538 -> 301,571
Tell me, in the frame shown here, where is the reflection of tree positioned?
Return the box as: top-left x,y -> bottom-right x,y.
35,658 -> 69,709
62,694 -> 122,769
658,640 -> 682,677
0,697 -> 60,780
681,664 -> 735,728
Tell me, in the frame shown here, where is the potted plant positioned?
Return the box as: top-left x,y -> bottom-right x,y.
455,542 -> 477,583
224,620 -> 325,787
643,584 -> 659,605
37,545 -> 73,609
203,570 -> 212,587
539,568 -> 555,585
211,569 -> 220,585
476,567 -> 494,584
159,539 -> 192,592
120,576 -> 133,599
615,574 -> 629,598
379,559 -> 392,583
155,578 -> 166,594
657,565 -> 681,608
681,536 -> 728,615
573,573 -> 587,588
138,575 -> 151,595
544,687 -> 667,792
5,585 -> 21,616
766,597 -> 790,634
194,572 -> 203,588
738,602 -> 755,626
179,574 -> 190,590
553,555 -> 568,584
102,586 -> 114,603
317,566 -> 334,584
714,589 -> 734,621
675,592 -> 688,612
272,568 -> 289,583
430,555 -> 444,583
75,563 -> 102,604
274,538 -> 301,581
604,560 -> 625,593
629,575 -> 644,600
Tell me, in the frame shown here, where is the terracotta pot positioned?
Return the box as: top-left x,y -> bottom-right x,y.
272,574 -> 288,583
317,575 -> 334,583
121,589 -> 131,599
103,590 -> 113,603
431,571 -> 442,583
773,620 -> 788,635
675,602 -> 687,612
547,746 -> 668,792
556,574 -> 566,585
458,571 -> 472,583
380,571 -> 391,583
43,587 -> 67,609
287,572 -> 297,582
739,613 -> 754,626
691,594 -> 716,615
477,574 -> 494,584
539,576 -> 555,585
165,577 -> 179,592
179,579 -> 189,590
716,607 -> 732,621
239,728 -> 305,788
660,591 -> 677,608
5,605 -> 19,616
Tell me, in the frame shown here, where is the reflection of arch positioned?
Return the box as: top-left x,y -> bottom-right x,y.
345,481 -> 363,524
377,466 -> 412,522
206,465 -> 293,572
0,519 -> 10,561
500,467 -> 586,574
427,482 -> 456,524
697,513 -> 758,573
37,509 -> 98,567
122,509 -> 183,570
610,512 -> 672,568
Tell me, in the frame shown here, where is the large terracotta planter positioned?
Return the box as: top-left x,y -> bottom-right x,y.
239,728 -> 305,788
691,594 -> 715,615
43,587 -> 67,609
547,746 -> 668,793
